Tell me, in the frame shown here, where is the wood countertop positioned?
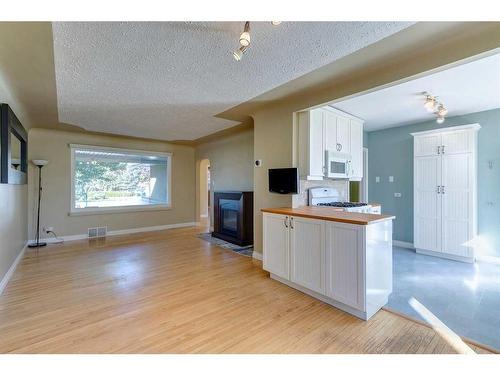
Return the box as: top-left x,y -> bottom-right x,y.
261,206 -> 395,225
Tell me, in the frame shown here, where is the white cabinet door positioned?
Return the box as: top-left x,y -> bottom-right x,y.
414,156 -> 442,252
290,216 -> 325,294
325,222 -> 364,310
323,109 -> 337,152
441,153 -> 474,257
349,118 -> 363,180
442,130 -> 473,155
336,115 -> 351,154
309,110 -> 325,178
414,134 -> 441,157
263,213 -> 290,279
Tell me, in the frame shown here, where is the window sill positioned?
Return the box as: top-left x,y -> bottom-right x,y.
68,204 -> 172,216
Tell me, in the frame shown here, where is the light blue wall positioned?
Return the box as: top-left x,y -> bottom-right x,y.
367,108 -> 500,256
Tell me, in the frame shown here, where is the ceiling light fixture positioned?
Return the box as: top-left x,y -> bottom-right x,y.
423,92 -> 448,124
424,94 -> 437,112
437,103 -> 448,117
232,21 -> 281,61
239,21 -> 251,47
233,45 -> 248,61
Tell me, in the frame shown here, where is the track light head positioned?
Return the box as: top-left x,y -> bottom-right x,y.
437,103 -> 448,116
436,115 -> 445,124
233,46 -> 248,61
424,95 -> 436,112
239,31 -> 250,47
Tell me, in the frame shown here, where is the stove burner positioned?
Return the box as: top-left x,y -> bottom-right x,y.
317,202 -> 368,208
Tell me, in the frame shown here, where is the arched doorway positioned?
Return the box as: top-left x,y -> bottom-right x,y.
199,159 -> 211,229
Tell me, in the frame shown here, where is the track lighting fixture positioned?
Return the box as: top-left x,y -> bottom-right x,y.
232,21 -> 282,61
423,92 -> 448,125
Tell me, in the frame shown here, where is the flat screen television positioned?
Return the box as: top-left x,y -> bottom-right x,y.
268,168 -> 299,194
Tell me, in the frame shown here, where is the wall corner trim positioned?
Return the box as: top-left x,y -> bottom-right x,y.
252,251 -> 263,261
0,242 -> 27,295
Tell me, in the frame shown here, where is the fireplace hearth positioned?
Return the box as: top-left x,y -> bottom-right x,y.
212,191 -> 253,246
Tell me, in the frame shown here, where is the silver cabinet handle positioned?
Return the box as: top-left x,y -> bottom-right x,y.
339,143 -> 342,151
442,145 -> 445,154
442,186 -> 445,194
290,217 -> 294,229
437,146 -> 441,155
437,185 -> 440,194
284,216 -> 288,228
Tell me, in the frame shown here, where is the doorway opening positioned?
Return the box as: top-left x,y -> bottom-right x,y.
199,159 -> 211,229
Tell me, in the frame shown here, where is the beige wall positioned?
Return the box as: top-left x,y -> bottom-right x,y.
0,184 -> 28,284
195,127 -> 254,225
27,128 -> 196,239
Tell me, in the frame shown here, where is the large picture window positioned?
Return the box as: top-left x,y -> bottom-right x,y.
70,144 -> 171,214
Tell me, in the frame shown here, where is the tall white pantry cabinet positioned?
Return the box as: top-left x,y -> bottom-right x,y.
412,124 -> 480,263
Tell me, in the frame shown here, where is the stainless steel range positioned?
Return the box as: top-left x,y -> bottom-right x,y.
308,187 -> 374,213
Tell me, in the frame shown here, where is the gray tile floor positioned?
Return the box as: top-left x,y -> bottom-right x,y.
387,247 -> 500,351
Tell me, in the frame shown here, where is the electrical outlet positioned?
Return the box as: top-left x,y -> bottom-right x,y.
375,176 -> 380,183
389,176 -> 394,182
394,193 -> 402,198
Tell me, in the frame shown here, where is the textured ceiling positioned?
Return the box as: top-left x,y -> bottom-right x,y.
333,53 -> 500,132
52,22 -> 413,141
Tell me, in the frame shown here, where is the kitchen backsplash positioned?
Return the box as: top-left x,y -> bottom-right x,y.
292,179 -> 349,207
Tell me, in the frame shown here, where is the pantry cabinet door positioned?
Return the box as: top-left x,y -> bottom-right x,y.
290,216 -> 325,294
441,153 -> 474,258
414,155 -> 442,252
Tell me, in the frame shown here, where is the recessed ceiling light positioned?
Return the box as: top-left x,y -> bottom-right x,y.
271,21 -> 282,26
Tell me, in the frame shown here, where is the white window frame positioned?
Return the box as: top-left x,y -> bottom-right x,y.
69,144 -> 172,216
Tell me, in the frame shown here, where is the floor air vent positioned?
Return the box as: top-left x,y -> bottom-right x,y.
88,226 -> 107,238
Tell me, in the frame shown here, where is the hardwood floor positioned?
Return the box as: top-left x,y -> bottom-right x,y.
0,225 -> 492,354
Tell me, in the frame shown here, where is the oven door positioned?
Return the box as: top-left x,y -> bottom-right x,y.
326,152 -> 350,178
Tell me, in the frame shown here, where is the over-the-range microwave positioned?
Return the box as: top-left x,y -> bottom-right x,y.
325,150 -> 351,179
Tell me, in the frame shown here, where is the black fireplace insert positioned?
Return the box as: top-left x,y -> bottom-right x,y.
212,191 -> 253,246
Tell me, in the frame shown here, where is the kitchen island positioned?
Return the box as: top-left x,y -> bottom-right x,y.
261,207 -> 395,320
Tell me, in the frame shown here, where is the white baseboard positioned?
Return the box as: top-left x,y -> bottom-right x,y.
29,222 -> 198,245
0,242 -> 27,295
393,240 -> 415,249
252,251 -> 263,261
416,248 -> 474,263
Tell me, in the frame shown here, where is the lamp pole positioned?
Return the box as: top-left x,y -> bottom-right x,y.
29,160 -> 48,250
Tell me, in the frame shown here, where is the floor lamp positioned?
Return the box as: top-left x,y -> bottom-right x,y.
28,159 -> 49,249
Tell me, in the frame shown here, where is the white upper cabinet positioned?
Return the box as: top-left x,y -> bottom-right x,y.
297,110 -> 325,180
414,133 -> 442,157
442,129 -> 474,154
349,118 -> 363,181
297,107 -> 364,181
335,115 -> 351,154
